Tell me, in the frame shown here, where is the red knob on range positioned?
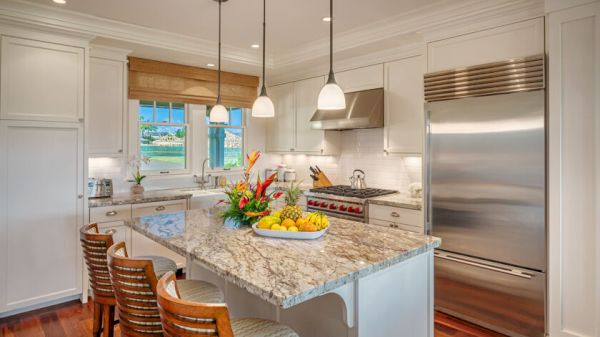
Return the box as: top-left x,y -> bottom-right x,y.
339,205 -> 347,211
347,206 -> 354,213
329,204 -> 337,210
307,200 -> 314,206
320,202 -> 328,208
354,207 -> 362,214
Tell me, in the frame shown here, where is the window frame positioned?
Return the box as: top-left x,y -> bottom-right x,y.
206,107 -> 246,173
137,101 -> 192,176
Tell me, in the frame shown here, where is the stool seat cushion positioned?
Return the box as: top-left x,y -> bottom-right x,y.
137,255 -> 178,279
231,318 -> 299,337
177,279 -> 224,304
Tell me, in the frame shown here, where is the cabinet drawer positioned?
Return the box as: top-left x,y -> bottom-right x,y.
97,221 -> 131,247
90,204 -> 132,223
132,199 -> 187,218
369,218 -> 424,234
369,204 -> 422,226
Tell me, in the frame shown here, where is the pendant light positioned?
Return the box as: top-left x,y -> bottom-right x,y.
317,0 -> 345,110
209,0 -> 229,123
251,0 -> 275,117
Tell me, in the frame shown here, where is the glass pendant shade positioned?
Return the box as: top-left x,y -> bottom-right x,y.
209,103 -> 228,123
317,81 -> 346,110
252,94 -> 275,117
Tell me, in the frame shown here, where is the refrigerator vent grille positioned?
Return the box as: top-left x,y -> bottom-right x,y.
424,54 -> 544,102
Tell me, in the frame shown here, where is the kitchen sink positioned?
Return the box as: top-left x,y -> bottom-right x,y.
178,188 -> 226,209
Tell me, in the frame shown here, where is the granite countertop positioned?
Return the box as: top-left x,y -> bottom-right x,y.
88,189 -> 192,208
367,193 -> 422,210
125,208 -> 440,308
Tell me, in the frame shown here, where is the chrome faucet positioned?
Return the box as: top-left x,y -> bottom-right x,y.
193,158 -> 211,188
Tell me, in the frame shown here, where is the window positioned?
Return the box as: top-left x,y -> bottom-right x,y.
206,107 -> 244,169
139,101 -> 189,173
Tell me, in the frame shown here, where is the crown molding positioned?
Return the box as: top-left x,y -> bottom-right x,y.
90,44 -> 131,61
0,0 -> 272,68
269,41 -> 424,86
274,0 -> 545,68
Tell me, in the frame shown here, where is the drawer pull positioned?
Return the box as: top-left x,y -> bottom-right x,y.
390,211 -> 400,218
155,206 -> 166,211
106,211 -> 118,216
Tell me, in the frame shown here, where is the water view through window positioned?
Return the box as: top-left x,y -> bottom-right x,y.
207,107 -> 244,169
139,101 -> 187,171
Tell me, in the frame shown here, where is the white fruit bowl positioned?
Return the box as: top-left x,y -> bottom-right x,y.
252,223 -> 328,240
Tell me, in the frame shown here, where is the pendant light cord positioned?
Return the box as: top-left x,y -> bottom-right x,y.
261,0 -> 267,94
327,0 -> 335,83
217,0 -> 222,103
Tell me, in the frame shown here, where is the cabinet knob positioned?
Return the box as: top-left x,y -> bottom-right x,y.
78,194 -> 84,199
118,149 -> 123,153
106,211 -> 117,216
155,206 -> 166,211
78,118 -> 84,123
390,211 -> 400,218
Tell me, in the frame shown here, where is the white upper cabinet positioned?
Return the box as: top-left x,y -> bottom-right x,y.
267,77 -> 340,155
427,18 -> 544,72
88,51 -> 127,156
0,36 -> 85,123
335,64 -> 384,92
267,82 -> 295,152
384,55 -> 424,155
295,76 -> 326,153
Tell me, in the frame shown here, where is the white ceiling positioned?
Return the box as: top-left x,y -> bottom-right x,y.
22,0 -> 454,53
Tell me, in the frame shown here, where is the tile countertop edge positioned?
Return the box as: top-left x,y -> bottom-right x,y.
124,212 -> 440,309
88,191 -> 192,208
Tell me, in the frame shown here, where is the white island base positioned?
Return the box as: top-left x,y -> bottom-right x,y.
187,250 -> 434,337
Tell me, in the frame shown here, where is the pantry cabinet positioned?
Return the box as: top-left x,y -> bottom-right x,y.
384,55 -> 425,155
0,36 -> 85,123
0,121 -> 84,314
88,47 -> 128,156
547,2 -> 600,336
267,77 -> 340,155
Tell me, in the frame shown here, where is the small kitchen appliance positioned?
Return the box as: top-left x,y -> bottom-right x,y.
349,169 -> 367,189
305,185 -> 396,222
88,178 -> 113,198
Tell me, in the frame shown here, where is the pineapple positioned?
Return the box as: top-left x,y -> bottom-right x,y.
280,182 -> 303,221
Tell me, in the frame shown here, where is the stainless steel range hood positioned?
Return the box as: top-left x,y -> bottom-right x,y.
310,88 -> 384,130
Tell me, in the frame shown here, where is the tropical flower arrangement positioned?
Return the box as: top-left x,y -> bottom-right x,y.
219,150 -> 283,226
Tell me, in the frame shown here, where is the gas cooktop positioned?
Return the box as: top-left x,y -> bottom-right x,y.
309,185 -> 397,199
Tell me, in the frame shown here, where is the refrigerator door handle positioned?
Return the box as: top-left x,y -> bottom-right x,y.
424,107 -> 432,235
434,251 -> 534,279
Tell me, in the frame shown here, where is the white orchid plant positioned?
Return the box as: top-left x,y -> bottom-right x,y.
129,155 -> 150,185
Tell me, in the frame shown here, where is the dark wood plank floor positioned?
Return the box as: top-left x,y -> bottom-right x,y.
1,299 -> 506,337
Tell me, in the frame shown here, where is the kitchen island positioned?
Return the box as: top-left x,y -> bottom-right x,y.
125,208 -> 440,337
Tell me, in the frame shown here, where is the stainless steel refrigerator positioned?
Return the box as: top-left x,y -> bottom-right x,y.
424,55 -> 546,337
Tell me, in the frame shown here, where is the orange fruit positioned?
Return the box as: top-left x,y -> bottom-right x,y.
296,218 -> 307,227
281,219 -> 295,228
302,222 -> 318,232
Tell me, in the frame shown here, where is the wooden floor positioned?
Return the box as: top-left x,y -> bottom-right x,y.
0,300 -> 505,337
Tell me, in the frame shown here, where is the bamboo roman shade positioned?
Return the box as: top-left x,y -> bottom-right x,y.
128,57 -> 259,108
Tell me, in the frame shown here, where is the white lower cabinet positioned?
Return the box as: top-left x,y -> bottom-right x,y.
368,204 -> 424,234
0,121 -> 84,315
89,199 -> 188,270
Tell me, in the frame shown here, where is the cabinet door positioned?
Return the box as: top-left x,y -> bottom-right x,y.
131,199 -> 187,218
1,37 -> 84,122
384,56 -> 424,154
294,77 -> 325,153
0,121 -> 83,313
97,221 -> 131,249
427,18 -> 544,72
548,3 -> 600,337
89,57 -> 125,156
336,64 -> 384,92
266,83 -> 295,152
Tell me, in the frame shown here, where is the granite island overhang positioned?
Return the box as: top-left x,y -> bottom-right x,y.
125,208 -> 441,337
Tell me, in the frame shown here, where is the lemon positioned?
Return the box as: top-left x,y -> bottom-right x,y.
288,226 -> 299,232
270,224 -> 282,231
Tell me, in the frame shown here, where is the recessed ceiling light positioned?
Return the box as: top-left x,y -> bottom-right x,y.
207,63 -> 215,67
251,44 -> 260,49
53,0 -> 66,4
322,17 -> 331,22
